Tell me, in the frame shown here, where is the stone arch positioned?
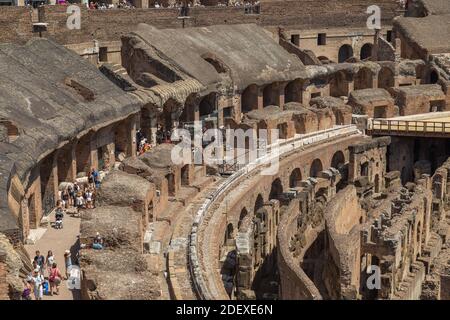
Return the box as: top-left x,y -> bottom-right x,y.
160,98 -> 182,131
238,207 -> 248,231
354,67 -> 373,90
224,223 -> 234,245
289,168 -> 302,188
378,66 -> 395,90
263,83 -> 280,107
360,43 -> 373,60
269,178 -> 283,200
284,79 -> 303,104
254,193 -> 264,214
241,84 -> 259,113
199,92 -> 217,118
310,158 -> 323,177
329,71 -> 351,97
331,150 -> 345,170
429,69 -> 439,84
338,44 -> 354,63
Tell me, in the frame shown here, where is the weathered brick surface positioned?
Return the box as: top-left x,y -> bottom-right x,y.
0,1 -> 399,45
0,7 -> 33,44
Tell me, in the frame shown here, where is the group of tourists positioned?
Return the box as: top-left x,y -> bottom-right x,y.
22,250 -> 73,300
88,0 -> 134,9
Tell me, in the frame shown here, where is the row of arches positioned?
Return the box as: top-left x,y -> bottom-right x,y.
337,43 -> 373,63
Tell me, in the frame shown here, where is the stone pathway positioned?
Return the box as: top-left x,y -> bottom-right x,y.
25,211 -> 82,300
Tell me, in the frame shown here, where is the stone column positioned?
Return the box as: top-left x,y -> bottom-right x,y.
257,87 -> 264,110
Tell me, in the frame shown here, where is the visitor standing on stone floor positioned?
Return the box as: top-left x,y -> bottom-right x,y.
64,250 -> 73,280
45,250 -> 55,277
31,268 -> 44,300
75,192 -> 85,212
34,250 -> 45,274
48,263 -> 63,296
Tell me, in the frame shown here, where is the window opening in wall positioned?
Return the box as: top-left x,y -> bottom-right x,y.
99,47 -> 108,62
317,33 -> 327,46
291,34 -> 300,46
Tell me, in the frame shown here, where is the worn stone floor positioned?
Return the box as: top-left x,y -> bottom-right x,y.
25,211 -> 82,300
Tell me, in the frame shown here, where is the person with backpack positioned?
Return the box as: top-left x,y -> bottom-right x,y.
48,263 -> 63,296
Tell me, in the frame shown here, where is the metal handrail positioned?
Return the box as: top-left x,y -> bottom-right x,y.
370,119 -> 450,134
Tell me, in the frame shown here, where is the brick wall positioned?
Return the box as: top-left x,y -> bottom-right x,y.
0,7 -> 33,44
0,1 -> 398,45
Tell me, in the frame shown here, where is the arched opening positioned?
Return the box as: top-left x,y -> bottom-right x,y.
301,229 -> 339,298
277,122 -> 288,139
310,159 -> 323,177
429,70 -> 439,84
378,67 -> 395,90
254,194 -> 264,214
241,84 -> 259,113
331,151 -> 345,170
330,71 -> 350,97
284,79 -> 303,103
269,178 -> 283,200
360,43 -> 373,60
199,92 -> 217,118
354,68 -> 373,90
238,207 -> 248,231
263,83 -> 280,107
289,168 -> 302,188
338,44 -> 354,63
76,133 -> 93,175
225,223 -> 234,245
181,164 -> 189,186
166,173 -> 175,197
39,153 -> 56,216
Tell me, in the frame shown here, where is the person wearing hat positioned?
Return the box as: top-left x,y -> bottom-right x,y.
31,268 -> 44,300
64,250 -> 73,280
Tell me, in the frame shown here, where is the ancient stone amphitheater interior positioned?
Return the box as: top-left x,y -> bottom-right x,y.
1,0 -> 450,301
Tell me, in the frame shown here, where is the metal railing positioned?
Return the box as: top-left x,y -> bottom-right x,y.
369,119 -> 450,135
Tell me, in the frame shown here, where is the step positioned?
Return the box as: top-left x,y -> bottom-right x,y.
26,227 -> 47,245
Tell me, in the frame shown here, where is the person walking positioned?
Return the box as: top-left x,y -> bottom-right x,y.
48,263 -> 63,295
